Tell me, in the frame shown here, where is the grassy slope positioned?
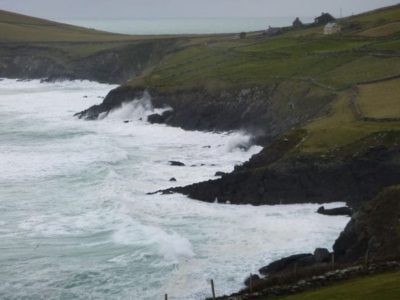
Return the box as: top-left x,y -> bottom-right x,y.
128,4 -> 400,91
0,9 -> 188,66
125,4 -> 400,156
268,272 -> 400,300
0,9 -> 171,42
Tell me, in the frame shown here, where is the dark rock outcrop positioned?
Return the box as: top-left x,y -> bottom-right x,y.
314,248 -> 331,263
169,161 -> 185,167
169,146 -> 400,209
258,248 -> 332,278
244,274 -> 261,287
317,206 -> 353,217
169,177 -> 177,182
76,81 -> 334,143
0,40 -> 177,84
333,185 -> 400,263
215,172 -> 227,177
259,254 -> 315,276
147,110 -> 174,124
75,86 -> 147,120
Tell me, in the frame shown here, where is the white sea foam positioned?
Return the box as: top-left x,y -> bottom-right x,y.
0,79 -> 349,300
104,91 -> 172,121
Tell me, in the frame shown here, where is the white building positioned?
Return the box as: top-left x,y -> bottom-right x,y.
324,22 -> 341,35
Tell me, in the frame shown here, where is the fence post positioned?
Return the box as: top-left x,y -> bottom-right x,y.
210,279 -> 216,300
249,273 -> 253,293
165,294 -> 168,300
365,249 -> 370,269
331,253 -> 335,269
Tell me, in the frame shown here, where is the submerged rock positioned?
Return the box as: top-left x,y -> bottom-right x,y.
169,177 -> 177,182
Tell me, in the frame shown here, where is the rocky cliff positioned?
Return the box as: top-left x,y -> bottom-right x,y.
0,40 -> 178,83
334,185 -> 400,263
76,80 -> 335,144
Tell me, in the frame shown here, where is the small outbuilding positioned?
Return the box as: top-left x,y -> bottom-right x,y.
314,12 -> 336,25
324,22 -> 341,35
292,17 -> 303,28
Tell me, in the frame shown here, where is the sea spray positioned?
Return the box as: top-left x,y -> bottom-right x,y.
99,91 -> 172,121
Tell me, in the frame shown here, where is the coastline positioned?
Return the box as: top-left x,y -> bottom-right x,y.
1,4 -> 400,298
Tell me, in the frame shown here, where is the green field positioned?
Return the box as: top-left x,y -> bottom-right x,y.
269,272 -> 400,300
125,4 -> 400,91
357,79 -> 400,119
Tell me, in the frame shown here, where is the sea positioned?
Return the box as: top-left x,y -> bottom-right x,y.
60,17 -> 314,35
0,79 -> 349,299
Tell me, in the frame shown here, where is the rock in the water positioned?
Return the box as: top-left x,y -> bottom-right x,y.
169,161 -> 185,167
314,248 -> 331,263
317,206 -> 353,216
124,120 -> 130,123
169,177 -> 177,182
215,171 -> 226,177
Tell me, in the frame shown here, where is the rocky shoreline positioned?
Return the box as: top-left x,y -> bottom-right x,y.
75,82 -> 400,297
216,261 -> 400,300
75,81 -> 335,143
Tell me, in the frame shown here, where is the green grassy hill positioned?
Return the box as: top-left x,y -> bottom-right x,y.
128,4 -> 400,92
271,272 -> 400,300
0,9 -> 169,42
122,4 -> 400,156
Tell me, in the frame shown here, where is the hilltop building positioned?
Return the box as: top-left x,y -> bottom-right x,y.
324,22 -> 341,35
315,13 -> 336,25
292,17 -> 303,28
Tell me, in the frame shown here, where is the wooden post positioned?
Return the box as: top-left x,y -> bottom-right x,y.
331,253 -> 335,269
365,249 -> 370,269
210,279 -> 216,300
249,273 -> 253,293
164,294 -> 168,300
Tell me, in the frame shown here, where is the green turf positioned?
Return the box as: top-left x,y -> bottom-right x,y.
268,272 -> 400,300
357,79 -> 400,119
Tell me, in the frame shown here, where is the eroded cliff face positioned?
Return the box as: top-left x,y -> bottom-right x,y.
171,146 -> 400,209
333,185 -> 400,262
0,40 -> 177,83
76,81 -> 335,144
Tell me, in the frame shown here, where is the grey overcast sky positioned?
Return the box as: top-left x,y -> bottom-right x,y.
0,0 -> 399,19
